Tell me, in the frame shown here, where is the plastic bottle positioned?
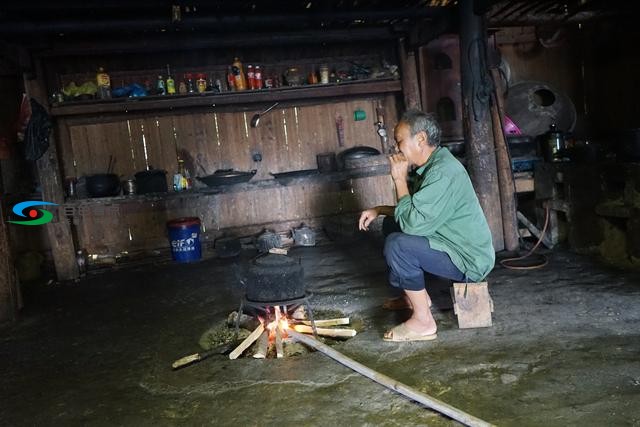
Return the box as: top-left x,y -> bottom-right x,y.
196,73 -> 207,93
227,66 -> 236,91
156,75 -> 166,95
254,65 -> 263,89
173,159 -> 186,192
166,65 -> 176,94
183,73 -> 194,93
96,67 -> 112,99
232,57 -> 247,91
247,64 -> 255,90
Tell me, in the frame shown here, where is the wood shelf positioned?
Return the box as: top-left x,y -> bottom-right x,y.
63,160 -> 391,207
50,79 -> 401,117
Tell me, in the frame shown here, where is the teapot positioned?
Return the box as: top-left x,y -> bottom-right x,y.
292,224 -> 315,246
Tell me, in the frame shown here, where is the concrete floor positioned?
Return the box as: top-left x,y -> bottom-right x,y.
2,236 -> 640,426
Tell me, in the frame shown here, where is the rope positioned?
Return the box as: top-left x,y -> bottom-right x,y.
500,204 -> 550,270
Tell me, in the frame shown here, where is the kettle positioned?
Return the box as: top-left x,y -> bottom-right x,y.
292,224 -> 316,246
543,124 -> 567,162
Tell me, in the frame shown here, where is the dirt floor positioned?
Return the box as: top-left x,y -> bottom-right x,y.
2,234 -> 640,426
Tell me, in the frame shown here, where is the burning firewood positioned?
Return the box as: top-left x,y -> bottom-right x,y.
299,318 -> 350,327
229,324 -> 265,360
252,330 -> 269,359
293,325 -> 356,338
275,306 -> 285,358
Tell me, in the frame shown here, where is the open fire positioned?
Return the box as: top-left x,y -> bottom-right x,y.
229,305 -> 356,360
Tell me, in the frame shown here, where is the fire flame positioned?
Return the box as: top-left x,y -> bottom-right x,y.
265,307 -> 290,339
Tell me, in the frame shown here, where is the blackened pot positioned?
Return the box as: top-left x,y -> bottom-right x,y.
86,173 -> 121,197
244,254 -> 305,303
135,169 -> 168,194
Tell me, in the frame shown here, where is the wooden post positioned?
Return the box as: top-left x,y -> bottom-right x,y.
289,329 -> 494,427
23,60 -> 79,281
0,196 -> 19,323
398,38 -> 422,111
458,0 -> 504,252
490,68 -> 519,252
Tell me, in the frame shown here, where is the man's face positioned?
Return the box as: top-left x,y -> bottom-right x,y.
394,122 -> 423,165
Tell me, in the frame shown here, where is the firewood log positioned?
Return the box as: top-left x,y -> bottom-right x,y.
229,324 -> 265,360
293,325 -> 356,337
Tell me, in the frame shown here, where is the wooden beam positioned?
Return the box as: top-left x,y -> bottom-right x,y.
398,38 -> 422,111
458,0 -> 504,252
50,80 -> 402,117
23,60 -> 79,281
37,28 -> 400,57
490,68 -> 519,252
0,194 -> 19,322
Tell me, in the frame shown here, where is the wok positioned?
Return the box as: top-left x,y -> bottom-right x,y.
271,169 -> 319,185
197,169 -> 256,187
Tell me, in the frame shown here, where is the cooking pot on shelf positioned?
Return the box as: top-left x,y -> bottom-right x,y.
197,169 -> 256,187
337,145 -> 381,169
86,173 -> 121,198
134,169 -> 168,194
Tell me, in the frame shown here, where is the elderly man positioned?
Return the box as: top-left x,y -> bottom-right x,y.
359,109 -> 494,342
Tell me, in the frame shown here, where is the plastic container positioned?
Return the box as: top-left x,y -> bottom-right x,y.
167,217 -> 202,263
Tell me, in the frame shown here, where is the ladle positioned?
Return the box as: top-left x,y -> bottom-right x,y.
250,102 -> 279,127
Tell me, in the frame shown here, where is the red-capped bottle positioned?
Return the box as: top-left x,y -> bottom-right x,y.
254,65 -> 262,89
247,64 -> 255,90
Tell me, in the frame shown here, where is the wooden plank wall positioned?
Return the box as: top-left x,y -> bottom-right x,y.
63,97 -> 397,254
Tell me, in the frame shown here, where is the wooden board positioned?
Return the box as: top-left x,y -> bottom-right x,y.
451,282 -> 493,329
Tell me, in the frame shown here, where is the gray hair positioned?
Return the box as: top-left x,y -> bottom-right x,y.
400,109 -> 441,147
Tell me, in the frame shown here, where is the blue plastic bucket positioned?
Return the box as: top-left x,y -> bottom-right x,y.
167,217 -> 202,263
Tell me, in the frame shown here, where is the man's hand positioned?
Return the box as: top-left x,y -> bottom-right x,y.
389,153 -> 409,183
358,208 -> 379,231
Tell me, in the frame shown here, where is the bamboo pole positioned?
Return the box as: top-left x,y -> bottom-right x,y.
293,325 -> 356,338
289,330 -> 494,427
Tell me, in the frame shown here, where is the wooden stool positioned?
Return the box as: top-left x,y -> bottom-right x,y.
451,282 -> 494,329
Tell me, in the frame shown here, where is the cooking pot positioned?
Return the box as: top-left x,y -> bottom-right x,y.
243,254 -> 305,303
442,140 -> 465,157
134,169 -> 168,194
86,173 -> 120,197
197,169 -> 256,187
337,146 -> 381,169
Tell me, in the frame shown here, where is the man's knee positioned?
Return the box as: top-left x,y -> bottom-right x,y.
384,232 -> 409,263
